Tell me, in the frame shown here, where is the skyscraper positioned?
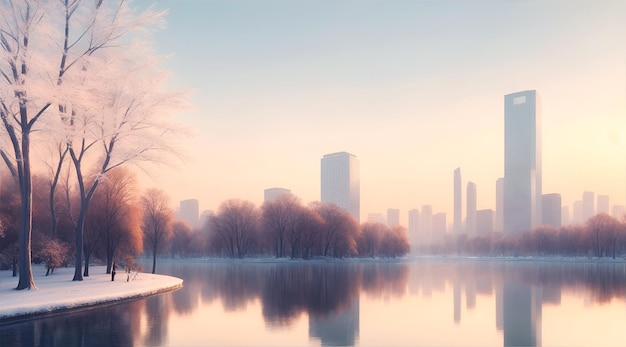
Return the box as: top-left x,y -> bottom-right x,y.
504,90 -> 542,234
466,182 -> 477,236
408,209 -> 420,251
542,193 -> 561,228
321,152 -> 360,222
421,205 -> 433,244
179,199 -> 199,228
387,208 -> 400,227
454,167 -> 462,234
582,191 -> 595,221
476,209 -> 494,235
264,187 -> 292,202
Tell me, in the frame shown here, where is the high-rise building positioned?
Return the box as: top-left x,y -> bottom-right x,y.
561,206 -> 570,226
504,90 -> 542,234
179,199 -> 200,228
432,212 -> 446,244
264,187 -> 291,202
597,195 -> 610,215
612,205 -> 625,219
367,213 -> 386,224
476,209 -> 494,235
454,167 -> 462,234
496,178 -> 504,232
572,201 -> 583,224
321,152 -> 360,222
387,208 -> 400,227
542,193 -> 561,228
421,205 -> 433,244
582,191 -> 595,221
466,182 -> 477,236
408,209 -> 420,251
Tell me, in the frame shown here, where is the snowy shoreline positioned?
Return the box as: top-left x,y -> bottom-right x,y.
0,265 -> 183,324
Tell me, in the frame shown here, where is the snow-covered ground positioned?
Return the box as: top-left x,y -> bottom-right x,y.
0,265 -> 182,322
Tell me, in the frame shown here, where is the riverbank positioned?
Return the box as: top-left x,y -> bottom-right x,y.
0,265 -> 183,324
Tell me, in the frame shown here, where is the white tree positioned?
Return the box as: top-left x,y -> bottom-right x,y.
0,0 -> 184,287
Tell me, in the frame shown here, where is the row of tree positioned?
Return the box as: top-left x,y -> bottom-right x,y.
208,194 -> 410,259
427,213 -> 626,259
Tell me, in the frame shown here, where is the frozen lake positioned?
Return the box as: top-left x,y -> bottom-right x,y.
1,259 -> 626,346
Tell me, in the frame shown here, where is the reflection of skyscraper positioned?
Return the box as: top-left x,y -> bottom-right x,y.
504,90 -> 542,234
309,297 -> 360,346
454,168 -> 462,234
179,199 -> 199,228
503,281 -> 542,347
321,152 -> 360,222
466,182 -> 477,236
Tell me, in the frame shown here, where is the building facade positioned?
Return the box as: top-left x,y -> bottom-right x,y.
179,199 -> 200,228
264,187 -> 292,202
321,152 -> 360,222
466,182 -> 477,236
454,167 -> 462,234
541,193 -> 562,228
503,90 -> 542,234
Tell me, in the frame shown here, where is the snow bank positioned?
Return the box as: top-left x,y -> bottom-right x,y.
0,265 -> 182,323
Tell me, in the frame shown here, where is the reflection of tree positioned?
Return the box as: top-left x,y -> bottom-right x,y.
0,299 -> 144,347
143,294 -> 171,347
262,264 -> 361,326
361,263 -> 409,299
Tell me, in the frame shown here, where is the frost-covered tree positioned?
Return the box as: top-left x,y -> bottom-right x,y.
0,0 -> 184,286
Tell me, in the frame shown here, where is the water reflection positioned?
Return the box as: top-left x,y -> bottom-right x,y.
1,260 -> 626,347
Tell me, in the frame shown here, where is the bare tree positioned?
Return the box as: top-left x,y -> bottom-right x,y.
359,222 -> 386,258
85,167 -> 142,276
587,214 -> 621,258
313,202 -> 360,258
141,188 -> 173,274
211,199 -> 259,259
261,194 -> 302,258
0,0 -> 179,288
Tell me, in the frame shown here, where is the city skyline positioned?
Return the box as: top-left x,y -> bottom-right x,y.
141,1 -> 625,224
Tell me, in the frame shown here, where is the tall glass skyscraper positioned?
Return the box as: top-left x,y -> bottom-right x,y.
504,90 -> 542,234
321,152 -> 360,222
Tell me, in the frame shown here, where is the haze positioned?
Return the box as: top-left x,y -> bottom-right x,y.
148,0 -> 626,224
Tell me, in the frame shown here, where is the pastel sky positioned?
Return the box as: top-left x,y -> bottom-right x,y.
148,0 -> 626,225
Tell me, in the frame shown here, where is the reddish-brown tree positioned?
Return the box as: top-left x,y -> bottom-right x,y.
261,194 -> 302,258
141,188 -> 174,274
359,222 -> 386,257
211,199 -> 259,259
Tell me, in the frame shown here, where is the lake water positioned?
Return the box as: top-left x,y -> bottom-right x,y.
1,259 -> 626,347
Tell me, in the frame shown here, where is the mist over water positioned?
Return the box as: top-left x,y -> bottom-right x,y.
1,260 -> 626,347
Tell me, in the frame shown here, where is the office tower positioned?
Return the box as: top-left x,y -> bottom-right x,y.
387,208 -> 400,227
179,199 -> 199,228
504,90 -> 542,234
476,209 -> 494,235
597,195 -> 609,215
496,178 -> 504,232
421,205 -> 433,244
466,182 -> 477,236
612,205 -> 625,219
582,191 -> 595,221
367,213 -> 385,224
542,193 -> 561,228
454,167 -> 462,234
561,206 -> 570,226
573,201 -> 583,224
432,212 -> 446,244
321,152 -> 360,222
408,209 -> 420,251
199,210 -> 214,227
264,187 -> 291,202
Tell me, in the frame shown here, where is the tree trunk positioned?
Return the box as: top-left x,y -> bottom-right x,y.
152,252 -> 157,274
12,257 -> 17,277
16,131 -> 36,290
72,213 -> 85,281
83,251 -> 90,277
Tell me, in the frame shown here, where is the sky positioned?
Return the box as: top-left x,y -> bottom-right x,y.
146,0 -> 626,225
